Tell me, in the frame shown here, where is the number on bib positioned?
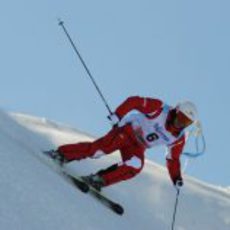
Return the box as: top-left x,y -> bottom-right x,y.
146,133 -> 159,142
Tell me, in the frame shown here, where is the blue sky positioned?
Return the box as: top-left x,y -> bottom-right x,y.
0,0 -> 229,187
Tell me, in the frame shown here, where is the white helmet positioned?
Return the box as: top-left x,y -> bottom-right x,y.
174,101 -> 206,158
176,101 -> 198,122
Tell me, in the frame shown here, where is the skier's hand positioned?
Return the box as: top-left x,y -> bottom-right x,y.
174,179 -> 183,189
107,113 -> 120,127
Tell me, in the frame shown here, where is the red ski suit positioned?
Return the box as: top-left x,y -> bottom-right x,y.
58,96 -> 185,187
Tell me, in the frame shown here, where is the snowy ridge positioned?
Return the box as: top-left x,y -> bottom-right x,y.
0,110 -> 229,230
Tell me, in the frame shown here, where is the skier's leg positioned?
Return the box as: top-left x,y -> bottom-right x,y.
57,126 -> 130,161
95,144 -> 146,187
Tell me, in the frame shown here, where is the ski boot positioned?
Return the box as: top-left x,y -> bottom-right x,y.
81,174 -> 105,192
43,149 -> 69,166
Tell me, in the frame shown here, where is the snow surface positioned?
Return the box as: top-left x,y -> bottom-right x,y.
0,110 -> 229,230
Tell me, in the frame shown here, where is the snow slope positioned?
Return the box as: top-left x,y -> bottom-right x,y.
0,110 -> 229,230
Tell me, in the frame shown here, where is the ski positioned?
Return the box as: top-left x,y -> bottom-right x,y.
68,174 -> 124,215
67,175 -> 90,193
42,150 -> 124,215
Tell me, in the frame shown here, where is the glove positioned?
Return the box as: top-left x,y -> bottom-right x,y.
107,113 -> 120,127
174,179 -> 183,189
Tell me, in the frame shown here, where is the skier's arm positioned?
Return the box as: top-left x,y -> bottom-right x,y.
166,135 -> 185,185
115,96 -> 163,119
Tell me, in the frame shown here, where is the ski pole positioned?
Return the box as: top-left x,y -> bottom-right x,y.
171,188 -> 180,230
58,19 -> 113,115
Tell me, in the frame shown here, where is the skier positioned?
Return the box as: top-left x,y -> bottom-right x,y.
49,96 -> 199,191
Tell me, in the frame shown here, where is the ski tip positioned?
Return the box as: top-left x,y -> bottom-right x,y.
112,203 -> 124,215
